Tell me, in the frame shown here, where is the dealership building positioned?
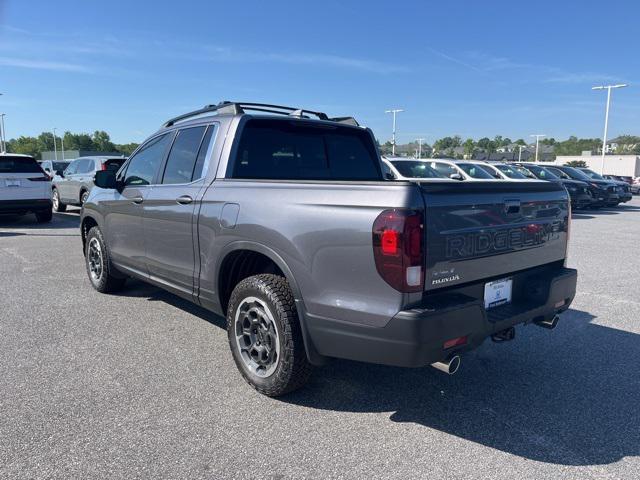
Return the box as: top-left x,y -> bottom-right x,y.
554,154 -> 640,177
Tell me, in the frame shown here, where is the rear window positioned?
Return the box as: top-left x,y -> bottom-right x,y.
391,161 -> 444,179
0,156 -> 42,173
104,158 -> 125,171
231,119 -> 381,181
457,163 -> 495,179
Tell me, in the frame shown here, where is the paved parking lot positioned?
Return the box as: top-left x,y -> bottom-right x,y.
1,199 -> 639,480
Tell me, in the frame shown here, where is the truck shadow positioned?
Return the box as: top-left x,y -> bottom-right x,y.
110,281 -> 639,467
283,308 -> 639,467
0,212 -> 80,232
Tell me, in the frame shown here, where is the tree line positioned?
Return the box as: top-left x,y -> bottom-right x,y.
5,131 -> 139,159
378,134 -> 640,159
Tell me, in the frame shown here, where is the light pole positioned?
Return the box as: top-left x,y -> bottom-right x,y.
61,134 -> 65,160
52,128 -> 58,161
385,108 -> 404,155
517,144 -> 525,162
530,134 -> 546,162
0,114 -> 5,153
592,83 -> 628,174
416,138 -> 424,159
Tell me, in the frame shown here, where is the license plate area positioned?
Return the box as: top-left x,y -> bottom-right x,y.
484,277 -> 513,309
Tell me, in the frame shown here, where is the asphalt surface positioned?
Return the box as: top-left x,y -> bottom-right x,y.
1,199 -> 639,480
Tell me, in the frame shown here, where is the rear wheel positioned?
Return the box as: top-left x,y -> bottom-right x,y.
227,274 -> 312,396
52,188 -> 66,212
85,226 -> 126,293
35,209 -> 53,223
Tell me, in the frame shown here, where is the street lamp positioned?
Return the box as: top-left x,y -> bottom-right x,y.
517,144 -> 525,162
0,114 -> 5,153
592,83 -> 628,174
52,128 -> 58,161
530,134 -> 546,162
416,138 -> 425,159
385,108 -> 404,155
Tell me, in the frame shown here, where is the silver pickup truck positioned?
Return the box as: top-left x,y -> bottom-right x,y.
81,101 -> 577,396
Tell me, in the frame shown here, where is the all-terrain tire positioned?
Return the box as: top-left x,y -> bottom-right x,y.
35,209 -> 53,223
85,226 -> 127,293
227,274 -> 312,396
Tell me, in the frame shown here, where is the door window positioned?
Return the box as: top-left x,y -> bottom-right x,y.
124,134 -> 172,186
161,126 -> 207,184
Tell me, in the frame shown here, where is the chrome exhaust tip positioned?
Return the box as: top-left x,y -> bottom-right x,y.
431,355 -> 461,375
535,314 -> 560,330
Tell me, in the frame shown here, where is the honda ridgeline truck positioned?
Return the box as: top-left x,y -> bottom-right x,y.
81,102 -> 577,396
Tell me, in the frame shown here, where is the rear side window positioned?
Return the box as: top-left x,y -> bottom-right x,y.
161,126 -> 207,184
76,159 -> 94,174
231,119 -> 380,181
0,156 -> 42,173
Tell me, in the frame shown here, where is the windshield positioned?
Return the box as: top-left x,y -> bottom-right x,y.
53,162 -> 70,172
391,161 -> 444,179
456,163 -> 495,179
514,166 -> 536,178
562,167 -> 591,181
580,168 -> 605,180
0,156 -> 43,173
475,164 -> 501,179
494,164 -> 527,179
526,165 -> 559,180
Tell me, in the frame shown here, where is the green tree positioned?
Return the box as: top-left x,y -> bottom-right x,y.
115,143 -> 139,156
477,137 -> 496,152
565,160 -> 587,167
92,130 -> 116,152
463,138 -> 475,158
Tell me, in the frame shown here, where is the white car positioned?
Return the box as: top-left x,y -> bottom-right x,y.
382,157 -> 453,181
0,154 -> 53,222
422,159 -> 500,181
469,161 -> 539,181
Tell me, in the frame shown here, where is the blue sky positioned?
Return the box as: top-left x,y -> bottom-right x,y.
1,0 -> 639,145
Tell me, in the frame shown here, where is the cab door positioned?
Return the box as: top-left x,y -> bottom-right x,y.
103,133 -> 174,276
142,124 -> 215,297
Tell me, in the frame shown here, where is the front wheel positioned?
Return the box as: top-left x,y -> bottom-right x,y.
227,274 -> 312,396
85,226 -> 126,293
80,190 -> 89,205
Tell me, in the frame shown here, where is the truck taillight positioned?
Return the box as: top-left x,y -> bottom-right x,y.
372,209 -> 424,292
565,201 -> 571,265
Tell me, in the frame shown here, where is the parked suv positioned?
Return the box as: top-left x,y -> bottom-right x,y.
39,160 -> 71,179
0,153 -> 52,222
579,168 -> 632,204
544,165 -> 619,208
81,101 -> 577,396
52,156 -> 125,211
514,163 -> 593,210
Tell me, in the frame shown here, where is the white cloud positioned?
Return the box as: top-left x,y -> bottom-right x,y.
0,56 -> 91,72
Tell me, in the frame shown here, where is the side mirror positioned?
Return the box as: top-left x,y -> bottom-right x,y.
94,170 -> 118,189
449,173 -> 464,181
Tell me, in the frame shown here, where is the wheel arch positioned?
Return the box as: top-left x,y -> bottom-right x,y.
215,241 -> 325,365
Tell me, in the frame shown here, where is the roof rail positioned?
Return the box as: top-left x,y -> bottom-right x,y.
162,101 -> 360,128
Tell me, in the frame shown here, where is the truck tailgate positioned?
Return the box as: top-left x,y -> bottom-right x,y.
420,181 -> 569,291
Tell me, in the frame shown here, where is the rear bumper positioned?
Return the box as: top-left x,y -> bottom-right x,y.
0,198 -> 52,215
306,265 -> 577,367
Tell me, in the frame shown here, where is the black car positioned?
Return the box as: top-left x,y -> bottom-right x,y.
514,163 -> 593,210
544,165 -> 620,208
580,168 -> 632,203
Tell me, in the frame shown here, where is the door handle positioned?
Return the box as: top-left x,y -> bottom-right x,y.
176,195 -> 193,205
131,196 -> 144,204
